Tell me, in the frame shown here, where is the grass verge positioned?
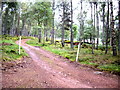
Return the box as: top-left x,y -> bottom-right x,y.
0,35 -> 29,61
26,38 -> 120,74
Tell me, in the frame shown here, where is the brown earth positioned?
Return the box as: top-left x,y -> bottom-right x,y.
0,43 -> 13,46
2,39 -> 119,88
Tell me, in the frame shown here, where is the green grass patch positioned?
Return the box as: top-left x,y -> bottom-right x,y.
80,61 -> 98,66
98,64 -> 120,72
26,39 -> 120,73
1,35 -> 28,61
2,44 -> 27,61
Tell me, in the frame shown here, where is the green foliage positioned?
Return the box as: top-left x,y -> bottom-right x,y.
80,61 -> 98,66
2,45 -> 27,61
2,2 -> 19,35
26,38 -> 40,46
2,35 -> 19,41
72,24 -> 78,39
1,36 -> 28,61
81,43 -> 112,52
98,64 -> 120,72
27,39 -> 120,73
83,20 -> 96,40
78,56 -> 94,62
98,45 -> 112,51
26,38 -> 50,47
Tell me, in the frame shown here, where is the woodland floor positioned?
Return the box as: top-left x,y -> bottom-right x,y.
2,39 -> 119,88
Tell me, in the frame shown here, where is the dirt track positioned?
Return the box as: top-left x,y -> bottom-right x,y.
2,39 -> 119,88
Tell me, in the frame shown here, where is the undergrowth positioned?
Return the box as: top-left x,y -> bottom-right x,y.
0,35 -> 29,61
26,38 -> 120,74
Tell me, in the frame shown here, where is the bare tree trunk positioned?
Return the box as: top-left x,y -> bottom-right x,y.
105,1 -> 109,54
38,19 -> 41,43
28,22 -> 31,36
1,3 -> 4,35
91,2 -> 94,54
79,0 -> 83,42
70,0 -> 74,49
38,28 -> 41,43
90,33 -> 92,43
51,0 -> 55,44
118,1 -> 120,55
43,29 -> 45,43
21,19 -> 25,36
16,11 -> 20,36
46,28 -> 48,41
102,3 -> 106,46
0,2 -> 2,35
4,8 -> 9,35
93,2 -> 96,49
43,21 -> 48,43
61,2 -> 65,47
10,13 -> 15,36
110,2 -> 117,56
96,3 -> 99,50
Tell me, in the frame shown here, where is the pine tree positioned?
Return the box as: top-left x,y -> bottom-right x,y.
96,3 -> 99,50
110,2 -> 117,56
61,1 -> 65,47
51,0 -> 55,44
90,2 -> 94,54
102,3 -> 106,46
70,0 -> 74,49
118,1 -> 120,55
105,1 -> 109,54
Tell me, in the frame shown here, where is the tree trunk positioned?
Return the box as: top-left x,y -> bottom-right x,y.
38,19 -> 41,43
93,2 -> 96,49
38,28 -> 41,43
90,33 -> 92,43
0,2 -> 2,35
79,0 -> 83,42
76,0 -> 83,61
1,3 -> 4,35
10,13 -> 15,36
96,3 -> 99,50
118,1 -> 120,55
90,2 -> 94,54
46,28 -> 48,41
16,11 -> 20,36
70,0 -> 74,49
21,19 -> 25,36
76,0 -> 83,62
110,2 -> 117,56
28,22 -> 31,36
61,2 -> 65,47
4,8 -> 9,35
51,0 -> 55,44
44,26 -> 46,43
105,1 -> 109,54
102,3 -> 106,46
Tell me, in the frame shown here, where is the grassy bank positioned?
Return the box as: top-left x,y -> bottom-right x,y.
27,38 -> 120,74
0,35 -> 30,61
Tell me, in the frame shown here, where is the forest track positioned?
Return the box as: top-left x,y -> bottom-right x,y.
2,39 -> 119,88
